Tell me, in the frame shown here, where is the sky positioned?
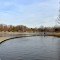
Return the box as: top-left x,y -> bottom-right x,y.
0,0 -> 59,27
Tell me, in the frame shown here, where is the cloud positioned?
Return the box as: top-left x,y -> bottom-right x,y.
0,0 -> 59,27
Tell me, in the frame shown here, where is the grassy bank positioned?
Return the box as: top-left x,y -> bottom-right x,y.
0,32 -> 40,44
52,33 -> 60,37
0,37 -> 10,43
0,32 -> 60,44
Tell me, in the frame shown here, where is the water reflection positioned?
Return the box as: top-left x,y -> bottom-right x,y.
0,36 -> 60,60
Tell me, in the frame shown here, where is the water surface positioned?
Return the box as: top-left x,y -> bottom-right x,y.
0,36 -> 60,60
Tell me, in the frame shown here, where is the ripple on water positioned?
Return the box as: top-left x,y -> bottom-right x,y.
0,36 -> 60,60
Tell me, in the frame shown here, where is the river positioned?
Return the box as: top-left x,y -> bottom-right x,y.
0,36 -> 60,60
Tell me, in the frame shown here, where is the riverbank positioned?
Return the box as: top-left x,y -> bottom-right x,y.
0,32 -> 40,44
0,32 -> 60,44
0,37 -> 11,43
46,32 -> 60,37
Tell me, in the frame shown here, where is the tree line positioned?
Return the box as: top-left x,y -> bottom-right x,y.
0,24 -> 60,32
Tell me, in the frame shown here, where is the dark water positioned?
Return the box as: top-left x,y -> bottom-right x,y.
0,36 -> 60,60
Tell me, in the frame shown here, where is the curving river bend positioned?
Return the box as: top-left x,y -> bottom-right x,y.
0,36 -> 60,60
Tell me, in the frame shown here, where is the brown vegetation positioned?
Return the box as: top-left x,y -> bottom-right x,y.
0,24 -> 60,32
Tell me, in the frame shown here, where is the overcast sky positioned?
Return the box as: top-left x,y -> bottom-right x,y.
0,0 -> 59,27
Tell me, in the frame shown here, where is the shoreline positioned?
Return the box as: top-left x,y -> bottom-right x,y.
0,32 -> 60,44
0,34 -> 40,44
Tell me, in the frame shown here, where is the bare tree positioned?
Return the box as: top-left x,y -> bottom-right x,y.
57,2 -> 60,24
